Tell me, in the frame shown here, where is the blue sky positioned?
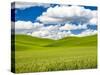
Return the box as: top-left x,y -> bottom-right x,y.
11,3 -> 59,22
11,2 -> 97,40
11,5 -> 97,22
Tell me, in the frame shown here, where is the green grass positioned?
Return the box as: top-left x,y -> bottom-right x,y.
12,34 -> 97,73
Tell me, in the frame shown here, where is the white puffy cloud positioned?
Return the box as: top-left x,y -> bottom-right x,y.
32,22 -> 44,30
29,23 -> 87,40
13,21 -> 33,34
59,24 -> 87,30
77,29 -> 97,37
31,30 -> 72,40
14,21 -> 44,30
31,25 -> 60,39
89,11 -> 98,25
13,5 -> 97,39
31,30 -> 49,37
15,21 -> 33,30
13,20 -> 97,39
37,5 -> 97,25
30,28 -> 97,40
12,21 -> 97,40
89,18 -> 97,25
30,24 -> 97,39
13,21 -> 44,34
37,16 -> 66,24
11,2 -> 51,9
40,25 -> 60,31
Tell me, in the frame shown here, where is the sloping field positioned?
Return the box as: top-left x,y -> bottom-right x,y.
12,34 -> 97,73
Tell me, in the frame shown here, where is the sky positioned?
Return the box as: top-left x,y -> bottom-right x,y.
11,2 -> 98,40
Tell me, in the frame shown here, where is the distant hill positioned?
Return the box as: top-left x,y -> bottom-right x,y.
13,34 -> 54,50
13,34 -> 97,50
45,35 -> 97,47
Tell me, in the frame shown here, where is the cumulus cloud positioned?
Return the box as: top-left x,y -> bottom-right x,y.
15,21 -> 33,30
31,30 -> 72,40
37,5 -> 97,25
37,16 -> 66,24
77,29 -> 97,37
13,5 -> 97,40
11,2 -> 51,9
30,24 -> 97,39
59,24 -> 87,30
89,18 -> 97,25
14,21 -> 44,30
13,21 -> 33,34
13,21 -> 44,34
29,23 -> 88,40
13,20 -> 97,39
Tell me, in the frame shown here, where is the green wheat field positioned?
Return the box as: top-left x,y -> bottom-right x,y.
11,34 -> 97,73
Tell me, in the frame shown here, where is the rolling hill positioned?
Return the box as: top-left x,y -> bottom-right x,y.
12,34 -> 97,73
14,34 -> 97,50
45,35 -> 97,47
